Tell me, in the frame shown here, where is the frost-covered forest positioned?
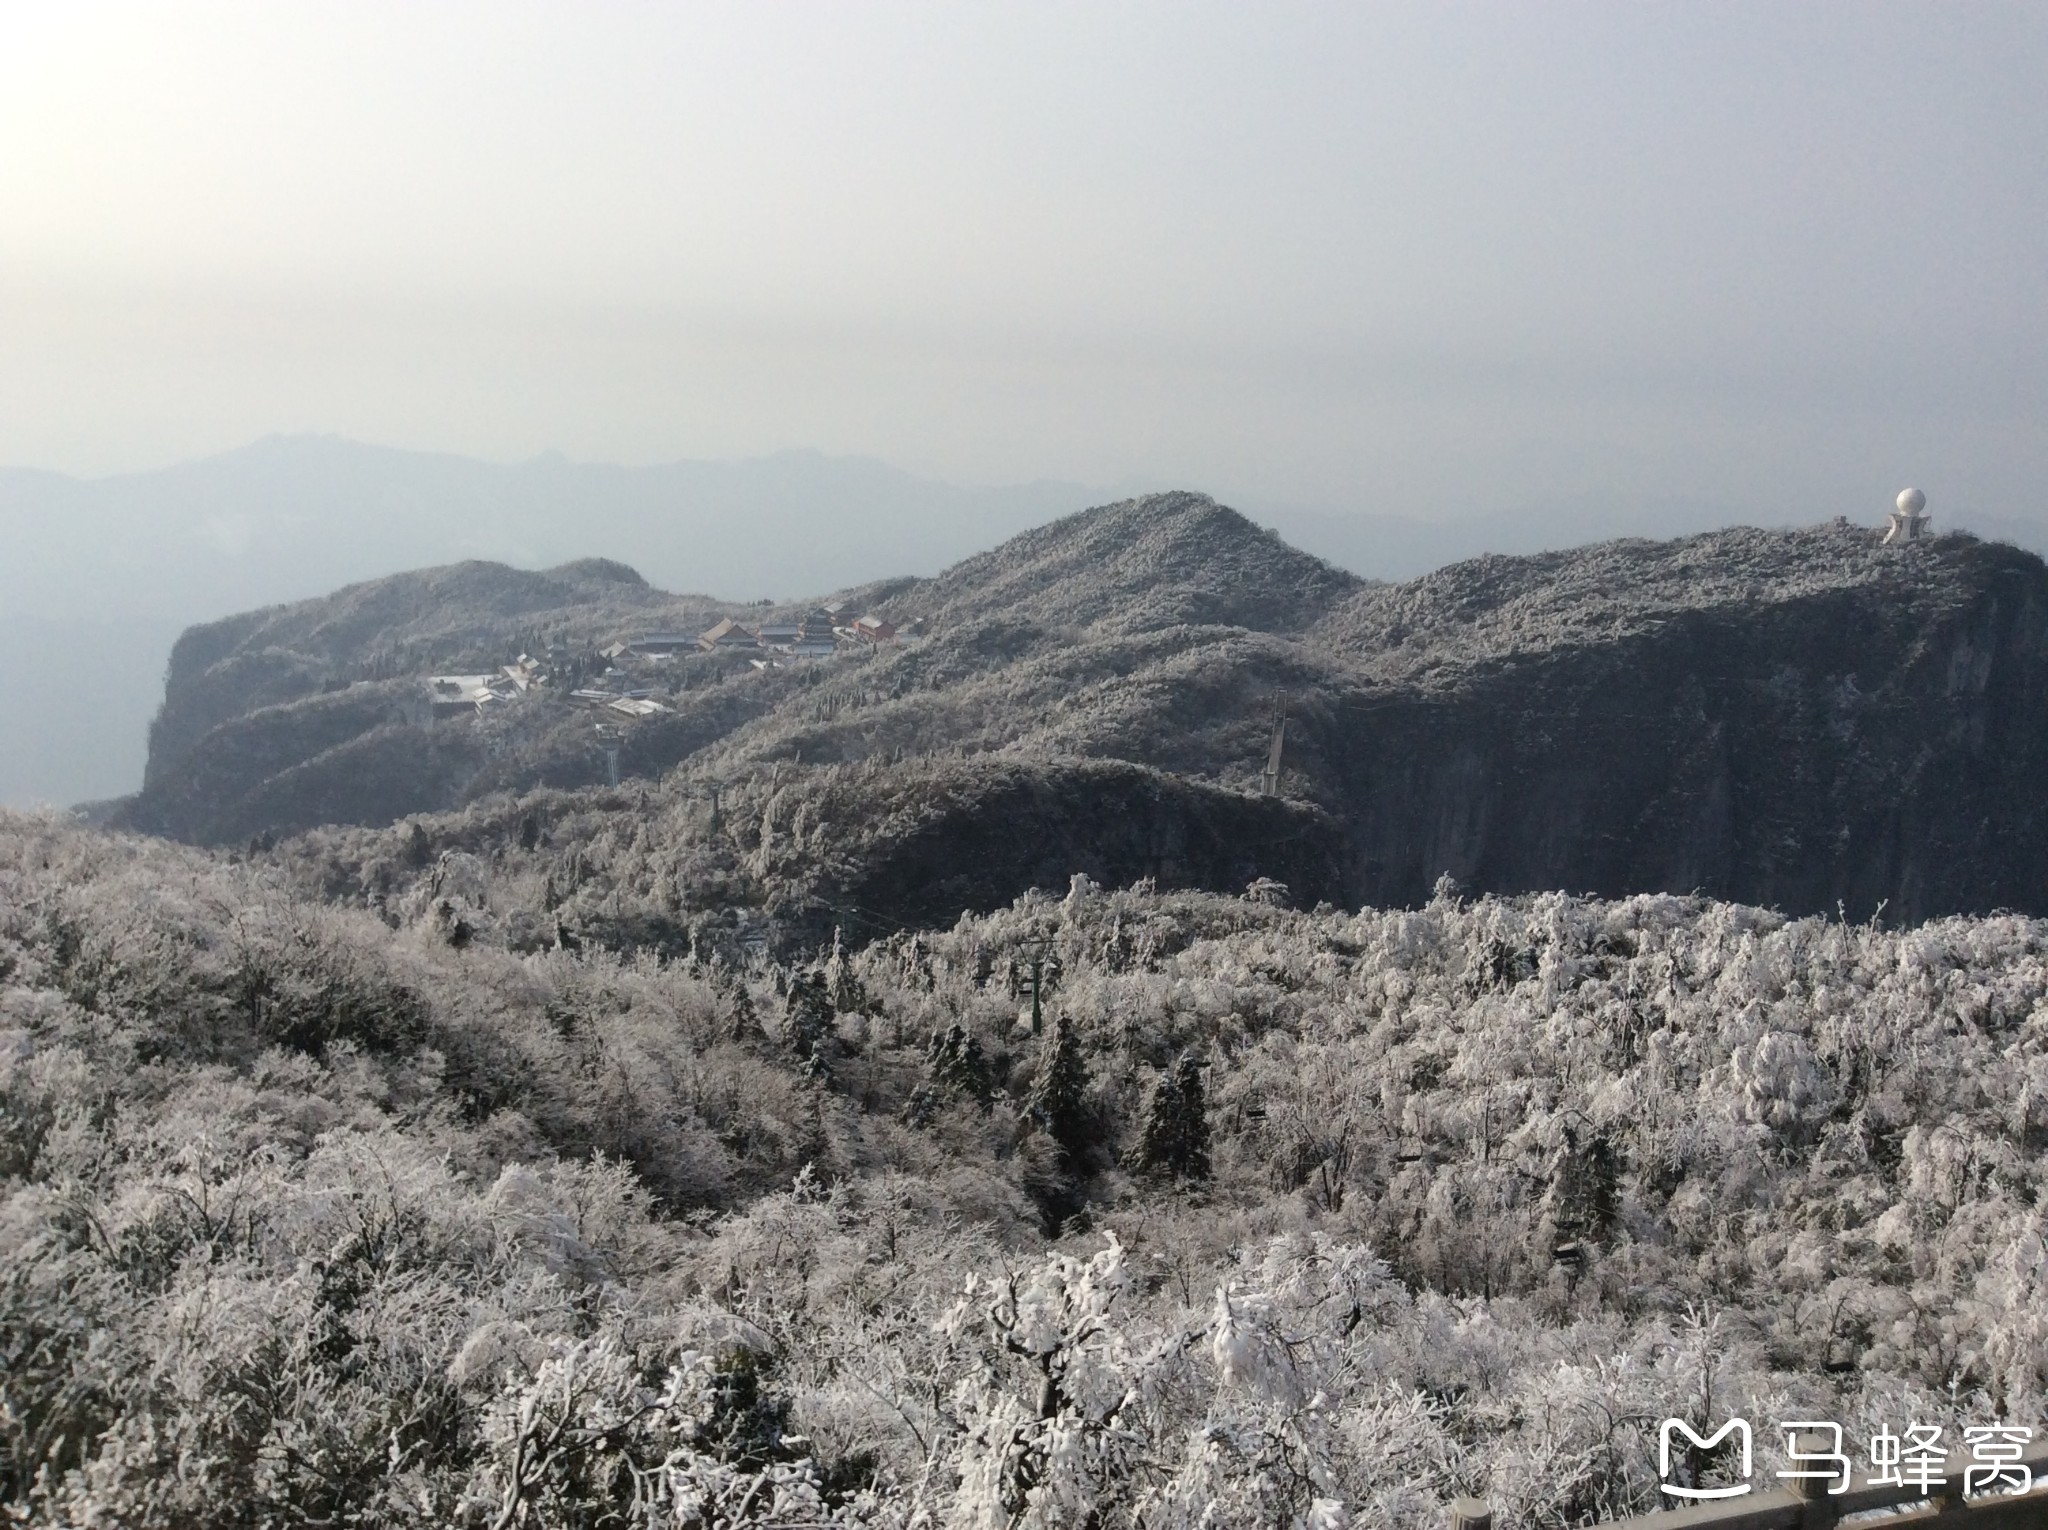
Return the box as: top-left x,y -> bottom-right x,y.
6,811 -> 2048,1527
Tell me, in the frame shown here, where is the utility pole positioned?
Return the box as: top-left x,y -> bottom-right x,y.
1260,699 -> 1288,797
1019,935 -> 1053,1035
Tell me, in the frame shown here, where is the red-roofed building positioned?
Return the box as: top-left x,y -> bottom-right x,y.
851,616 -> 897,645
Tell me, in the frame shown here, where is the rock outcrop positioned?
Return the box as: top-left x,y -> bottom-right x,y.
1314,528 -> 2048,920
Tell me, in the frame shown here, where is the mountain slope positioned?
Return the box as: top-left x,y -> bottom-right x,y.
900,489 -> 1362,635
121,490 -> 1352,844
117,495 -> 2048,926
1314,524 -> 1984,682
137,559 -> 704,795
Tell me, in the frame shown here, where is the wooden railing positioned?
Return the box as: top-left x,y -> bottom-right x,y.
1449,1436 -> 2048,1530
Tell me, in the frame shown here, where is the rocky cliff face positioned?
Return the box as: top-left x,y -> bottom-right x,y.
1304,529 -> 2048,922
117,496 -> 2048,925
120,560 -> 718,842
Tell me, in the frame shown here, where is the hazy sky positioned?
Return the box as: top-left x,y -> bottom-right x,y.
3,2 -> 2044,521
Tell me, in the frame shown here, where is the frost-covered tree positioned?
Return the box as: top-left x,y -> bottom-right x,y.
782,969 -> 836,1076
1025,1014 -> 1092,1167
11,810 -> 2048,1527
1133,1052 -> 1211,1180
923,1020 -> 994,1107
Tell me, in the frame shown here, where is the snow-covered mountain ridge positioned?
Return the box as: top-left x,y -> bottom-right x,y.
116,493 -> 2048,924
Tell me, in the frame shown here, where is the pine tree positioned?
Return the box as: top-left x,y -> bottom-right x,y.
923,1022 -> 994,1108
900,1083 -> 940,1128
727,977 -> 763,1044
824,927 -> 873,1015
783,970 -> 836,1079
1134,1052 -> 1211,1180
1549,1124 -> 1619,1251
1026,1014 -> 1093,1167
698,1347 -> 799,1470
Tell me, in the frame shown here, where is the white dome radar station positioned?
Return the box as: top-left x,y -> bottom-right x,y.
1884,487 -> 1929,545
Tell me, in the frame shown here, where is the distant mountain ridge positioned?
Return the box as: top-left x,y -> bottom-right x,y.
0,435 -> 1108,624
0,436 -> 1112,807
113,491 -> 2048,927
11,432 -> 2042,809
